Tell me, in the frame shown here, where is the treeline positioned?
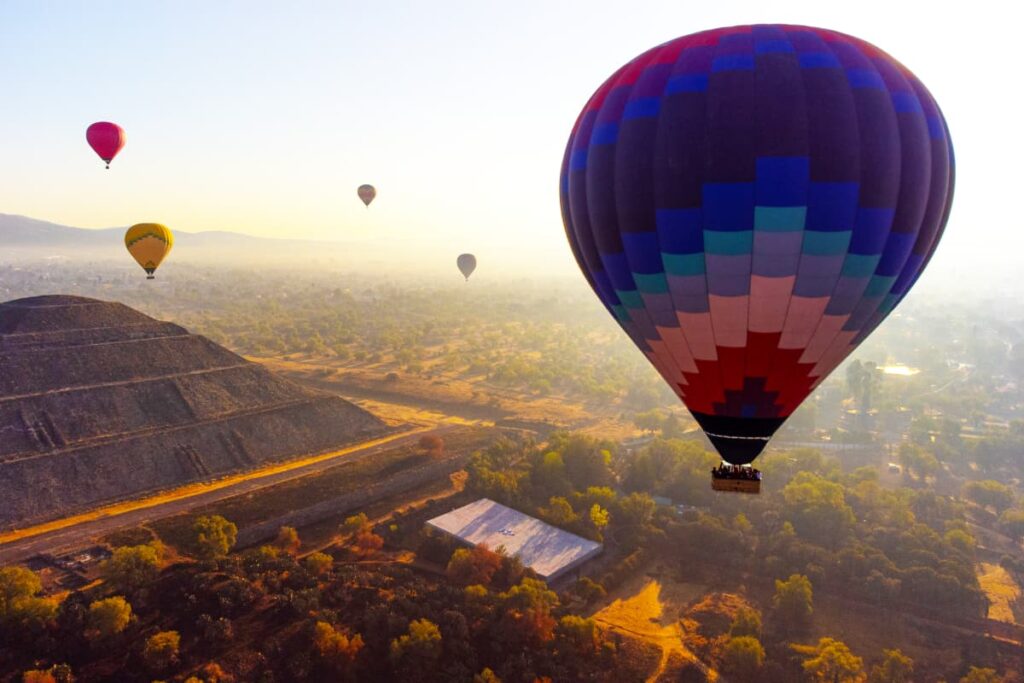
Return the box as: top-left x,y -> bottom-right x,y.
1,432 -> 1016,681
465,433 -> 1012,681
0,511 -> 657,682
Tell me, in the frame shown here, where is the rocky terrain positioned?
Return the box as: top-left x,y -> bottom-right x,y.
0,295 -> 387,527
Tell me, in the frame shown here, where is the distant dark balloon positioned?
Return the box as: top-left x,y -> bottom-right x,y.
457,253 -> 477,281
86,122 -> 126,169
560,25 -> 954,466
358,184 -> 376,207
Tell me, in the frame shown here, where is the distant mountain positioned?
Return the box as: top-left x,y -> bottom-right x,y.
0,213 -> 288,249
0,213 -> 456,272
0,213 -> 377,268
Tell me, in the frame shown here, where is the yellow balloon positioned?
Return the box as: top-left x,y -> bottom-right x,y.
125,223 -> 174,279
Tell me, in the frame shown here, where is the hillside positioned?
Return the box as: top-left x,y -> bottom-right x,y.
0,295 -> 388,527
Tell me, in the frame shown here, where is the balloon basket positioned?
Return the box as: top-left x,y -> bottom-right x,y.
711,477 -> 761,494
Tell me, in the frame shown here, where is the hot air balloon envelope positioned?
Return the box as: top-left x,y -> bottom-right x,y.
560,25 -> 954,465
125,223 -> 174,279
358,184 -> 376,207
86,122 -> 126,168
457,254 -> 477,281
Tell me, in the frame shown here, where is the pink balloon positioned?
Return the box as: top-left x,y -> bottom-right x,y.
86,122 -> 126,168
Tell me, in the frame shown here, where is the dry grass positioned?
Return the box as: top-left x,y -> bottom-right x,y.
978,562 -> 1022,624
347,397 -> 487,428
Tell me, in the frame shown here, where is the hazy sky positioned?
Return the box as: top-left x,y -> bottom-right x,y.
0,1 -> 1017,278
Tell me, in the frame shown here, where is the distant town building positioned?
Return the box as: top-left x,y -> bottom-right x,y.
425,498 -> 602,581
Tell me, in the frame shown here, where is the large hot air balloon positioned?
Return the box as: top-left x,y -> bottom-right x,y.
560,25 -> 954,474
457,253 -> 477,281
125,223 -> 174,279
86,122 -> 126,169
358,184 -> 376,207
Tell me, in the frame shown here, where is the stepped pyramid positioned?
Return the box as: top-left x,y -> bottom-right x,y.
0,295 -> 386,527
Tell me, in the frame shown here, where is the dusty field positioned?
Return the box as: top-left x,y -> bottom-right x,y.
592,565 -> 714,683
345,396 -> 489,428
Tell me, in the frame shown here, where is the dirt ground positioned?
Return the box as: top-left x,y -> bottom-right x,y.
591,563 -> 715,683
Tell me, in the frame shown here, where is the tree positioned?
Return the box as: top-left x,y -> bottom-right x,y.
191,663 -> 230,683
447,546 -> 503,587
999,508 -> 1024,539
729,606 -> 762,639
304,551 -> 333,577
589,504 -> 610,533
86,596 -> 132,639
342,513 -> 370,536
101,544 -> 160,592
273,526 -> 301,556
21,672 -> 57,683
733,513 -> 753,535
474,669 -> 501,683
781,473 -> 856,546
799,637 -> 864,683
0,566 -> 57,633
944,528 -> 975,555
962,481 -> 1015,514
390,618 -> 442,668
21,665 -> 72,683
193,515 -> 237,560
198,613 -> 234,647
532,451 -> 571,496
419,435 -> 445,458
143,630 -> 181,670
581,486 -> 617,510
574,577 -> 607,604
633,409 -> 665,433
541,497 -> 578,527
721,636 -> 765,682
558,435 -> 614,489
868,649 -> 913,683
502,578 -> 559,612
0,565 -> 42,614
313,621 -> 364,668
618,492 -> 657,526
773,574 -> 813,634
556,615 -> 599,654
352,528 -> 384,556
897,443 -> 939,480
959,668 -> 1000,683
